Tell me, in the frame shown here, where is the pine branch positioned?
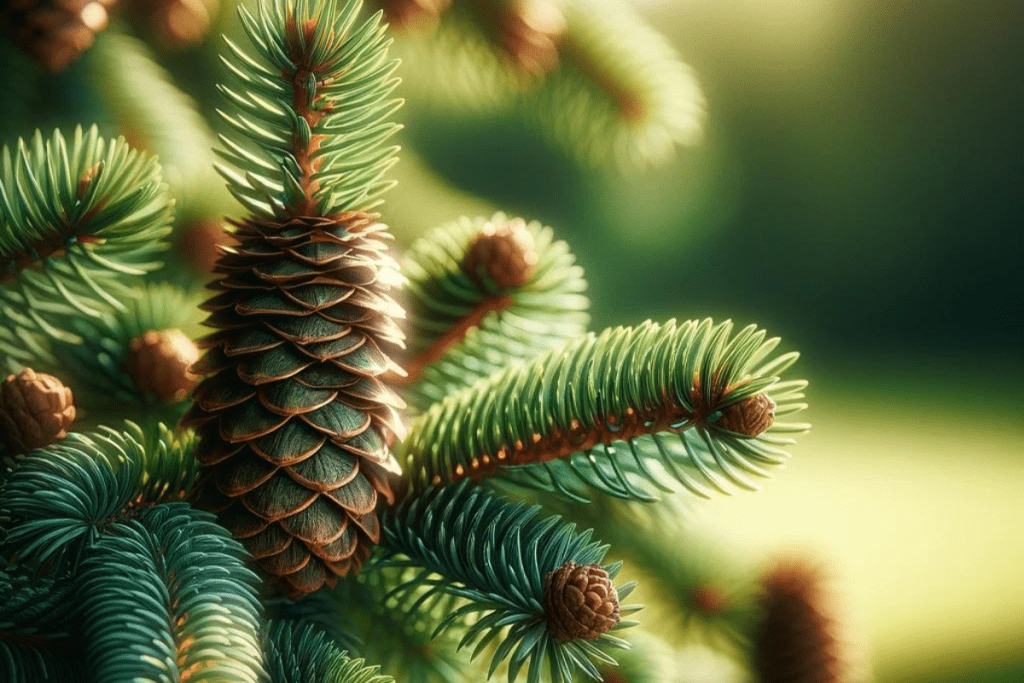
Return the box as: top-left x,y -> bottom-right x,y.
383,0 -> 704,169
532,0 -> 704,169
400,213 -> 588,411
378,482 -> 639,683
400,319 -> 808,501
1,422 -> 201,567
0,559 -> 81,683
215,0 -> 402,218
265,620 -> 393,683
1,424 -> 265,683
0,127 -> 173,366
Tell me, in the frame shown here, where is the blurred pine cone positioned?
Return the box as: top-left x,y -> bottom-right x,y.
0,0 -> 116,72
753,560 -> 843,683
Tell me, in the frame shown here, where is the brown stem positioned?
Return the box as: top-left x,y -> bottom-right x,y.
284,15 -> 332,216
402,295 -> 514,382
446,401 -> 696,484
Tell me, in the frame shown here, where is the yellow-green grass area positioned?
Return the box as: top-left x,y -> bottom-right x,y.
690,365 -> 1024,682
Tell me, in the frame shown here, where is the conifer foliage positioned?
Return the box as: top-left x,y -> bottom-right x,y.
0,0 -> 819,681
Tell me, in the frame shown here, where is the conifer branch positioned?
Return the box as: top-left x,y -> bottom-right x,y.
0,560 -> 80,683
400,213 -> 588,411
531,0 -> 704,168
1,423 -> 201,566
0,127 -> 173,365
400,319 -> 808,501
265,620 -> 393,683
378,482 -> 639,683
216,0 -> 402,218
77,508 -> 265,683
1,423 -> 265,683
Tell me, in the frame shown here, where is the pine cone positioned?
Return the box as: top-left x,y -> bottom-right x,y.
128,329 -> 200,402
376,0 -> 450,31
0,368 -> 75,454
494,0 -> 565,75
462,217 -> 537,290
184,213 -> 405,598
753,560 -> 842,683
0,0 -> 116,72
716,393 -> 775,437
543,561 -> 620,641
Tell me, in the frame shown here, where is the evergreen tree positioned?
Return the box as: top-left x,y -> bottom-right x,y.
0,0 -> 836,682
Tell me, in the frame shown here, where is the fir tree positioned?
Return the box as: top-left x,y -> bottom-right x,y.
0,0 -> 830,682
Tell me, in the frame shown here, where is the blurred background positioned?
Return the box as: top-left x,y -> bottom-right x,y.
2,0 -> 1021,680
399,4 -> 1024,678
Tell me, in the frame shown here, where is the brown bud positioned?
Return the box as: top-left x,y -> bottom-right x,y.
754,560 -> 843,683
463,218 -> 538,290
714,393 -> 775,437
128,329 -> 200,402
0,369 -> 76,453
543,561 -> 620,642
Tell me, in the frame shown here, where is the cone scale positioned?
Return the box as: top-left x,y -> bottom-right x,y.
185,212 -> 406,597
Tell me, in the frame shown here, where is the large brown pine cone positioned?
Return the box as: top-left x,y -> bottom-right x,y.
543,561 -> 620,641
753,560 -> 843,683
184,213 -> 405,598
0,0 -> 116,72
0,368 -> 75,453
462,217 -> 537,290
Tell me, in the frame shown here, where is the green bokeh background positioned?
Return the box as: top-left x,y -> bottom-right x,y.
392,2 -> 1024,681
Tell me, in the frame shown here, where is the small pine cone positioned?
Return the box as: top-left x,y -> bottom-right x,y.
184,213 -> 405,598
753,560 -> 842,683
495,0 -> 565,75
716,393 -> 775,437
0,0 -> 116,72
377,0 -> 450,31
128,329 -> 201,402
462,217 -> 538,290
0,369 -> 75,454
543,561 -> 620,642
